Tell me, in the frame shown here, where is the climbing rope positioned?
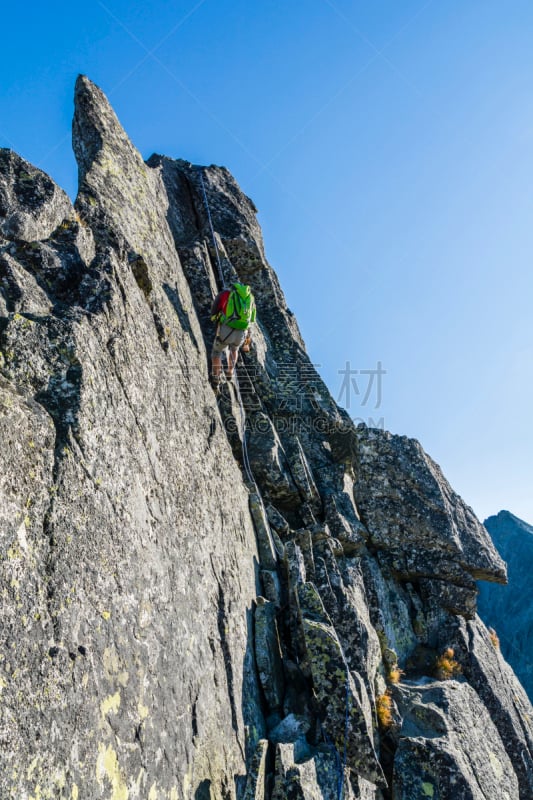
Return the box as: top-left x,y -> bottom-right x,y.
197,180 -> 362,799
198,177 -> 356,800
197,167 -> 225,289
341,673 -> 350,798
197,167 -> 358,800
197,166 -> 257,490
233,369 -> 256,488
321,726 -> 344,800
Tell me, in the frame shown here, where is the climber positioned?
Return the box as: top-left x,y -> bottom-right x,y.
210,281 -> 256,390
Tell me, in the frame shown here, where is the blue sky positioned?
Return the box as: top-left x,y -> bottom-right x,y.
1,0 -> 532,524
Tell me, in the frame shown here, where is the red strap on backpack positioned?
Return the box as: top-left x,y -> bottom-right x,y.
218,289 -> 230,316
211,289 -> 230,320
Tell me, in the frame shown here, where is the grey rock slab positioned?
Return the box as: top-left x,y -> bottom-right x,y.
249,492 -> 279,569
271,743 -> 343,800
392,679 -> 520,799
297,583 -> 386,787
360,556 -> 419,669
269,713 -> 310,744
260,568 -> 282,608
354,426 -> 506,585
266,503 -> 290,535
312,541 -> 382,685
254,598 -> 285,710
246,414 -> 301,506
242,739 -> 269,800
445,615 -> 533,799
0,149 -> 74,242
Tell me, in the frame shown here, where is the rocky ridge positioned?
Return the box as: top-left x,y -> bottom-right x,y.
0,76 -> 532,799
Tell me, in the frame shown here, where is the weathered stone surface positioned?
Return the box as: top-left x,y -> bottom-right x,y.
158,156 -> 266,270
271,743 -> 338,800
255,597 -> 285,710
0,75 -> 264,799
392,679 -> 520,799
282,435 -> 322,512
249,492 -> 279,568
354,426 -> 507,587
0,149 -> 74,242
266,502 -> 290,535
360,557 -> 419,669
2,76 -> 533,799
269,713 -> 311,745
247,415 -> 301,506
313,541 -> 381,684
420,575 -> 478,619
0,379 -> 57,784
323,491 -> 367,554
444,615 -> 533,798
297,583 -> 385,787
242,739 -> 269,800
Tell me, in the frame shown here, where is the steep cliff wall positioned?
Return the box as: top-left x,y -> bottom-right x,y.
0,76 -> 532,799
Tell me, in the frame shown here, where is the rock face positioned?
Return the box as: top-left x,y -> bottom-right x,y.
0,150 -> 74,243
478,510 -> 533,703
0,76 -> 532,799
354,427 -> 507,620
392,680 -> 520,799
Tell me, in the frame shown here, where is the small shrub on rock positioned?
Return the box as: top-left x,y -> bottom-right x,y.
376,692 -> 393,729
435,647 -> 462,680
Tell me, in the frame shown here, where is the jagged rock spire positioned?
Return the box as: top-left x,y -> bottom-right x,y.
73,74 -> 139,186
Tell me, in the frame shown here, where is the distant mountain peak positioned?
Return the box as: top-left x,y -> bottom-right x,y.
479,509 -> 533,706
485,509 -> 533,535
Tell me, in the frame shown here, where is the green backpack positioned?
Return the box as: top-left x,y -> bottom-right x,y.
220,283 -> 256,330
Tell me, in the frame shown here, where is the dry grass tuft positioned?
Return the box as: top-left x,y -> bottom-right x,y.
435,647 -> 462,680
376,692 -> 393,729
388,664 -> 404,684
489,627 -> 500,649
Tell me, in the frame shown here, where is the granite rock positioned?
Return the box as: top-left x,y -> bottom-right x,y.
0,76 -> 532,799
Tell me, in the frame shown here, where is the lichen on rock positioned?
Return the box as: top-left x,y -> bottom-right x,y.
0,76 -> 532,799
